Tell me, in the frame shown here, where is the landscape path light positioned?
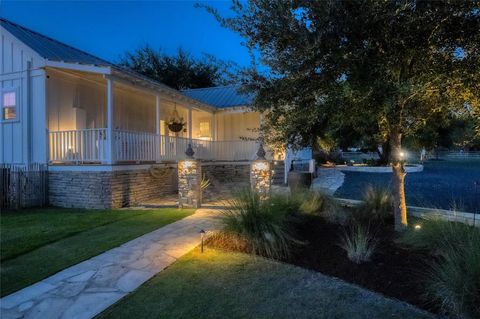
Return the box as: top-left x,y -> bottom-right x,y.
200,229 -> 206,253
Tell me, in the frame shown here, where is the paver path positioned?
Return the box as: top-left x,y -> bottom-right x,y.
312,167 -> 345,195
0,209 -> 221,319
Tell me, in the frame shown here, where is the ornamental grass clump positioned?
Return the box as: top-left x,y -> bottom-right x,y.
352,185 -> 392,226
401,218 -> 480,318
209,190 -> 299,259
298,191 -> 328,215
294,191 -> 349,225
424,238 -> 480,319
340,225 -> 377,264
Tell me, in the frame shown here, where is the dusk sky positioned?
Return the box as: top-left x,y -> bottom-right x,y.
0,1 -> 251,66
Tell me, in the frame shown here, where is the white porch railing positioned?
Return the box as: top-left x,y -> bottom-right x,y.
49,129 -> 266,163
49,129 -> 107,163
115,130 -> 158,162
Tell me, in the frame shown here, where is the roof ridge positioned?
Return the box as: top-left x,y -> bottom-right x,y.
0,18 -> 113,66
182,84 -> 241,92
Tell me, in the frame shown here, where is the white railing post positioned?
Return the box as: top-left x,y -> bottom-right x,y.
106,78 -> 115,164
188,105 -> 193,143
156,95 -> 161,162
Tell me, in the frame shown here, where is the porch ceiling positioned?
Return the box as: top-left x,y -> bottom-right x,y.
110,68 -> 217,114
47,67 -> 217,113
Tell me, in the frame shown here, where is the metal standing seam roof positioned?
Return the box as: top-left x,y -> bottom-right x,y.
1,18 -> 253,110
0,18 -> 113,67
182,85 -> 254,108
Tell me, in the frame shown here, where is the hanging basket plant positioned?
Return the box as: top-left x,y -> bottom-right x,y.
168,104 -> 186,132
168,121 -> 185,133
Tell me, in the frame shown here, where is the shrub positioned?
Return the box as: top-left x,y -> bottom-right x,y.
362,158 -> 379,166
401,218 -> 480,317
340,225 -> 377,264
352,185 -> 392,226
209,190 -> 299,259
269,192 -> 303,216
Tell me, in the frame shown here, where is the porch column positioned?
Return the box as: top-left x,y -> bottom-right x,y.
211,113 -> 216,141
156,95 -> 161,135
156,95 -> 161,162
106,78 -> 115,164
188,105 -> 193,142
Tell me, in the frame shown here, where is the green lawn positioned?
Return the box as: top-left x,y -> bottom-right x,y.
0,208 -> 194,296
98,248 -> 433,319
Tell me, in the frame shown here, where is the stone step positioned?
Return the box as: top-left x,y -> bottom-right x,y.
271,161 -> 285,185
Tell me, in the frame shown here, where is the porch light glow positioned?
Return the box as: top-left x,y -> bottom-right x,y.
250,159 -> 271,199
183,160 -> 194,169
253,161 -> 269,171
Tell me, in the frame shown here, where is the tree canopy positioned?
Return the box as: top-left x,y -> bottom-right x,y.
206,0 -> 480,229
119,46 -> 235,90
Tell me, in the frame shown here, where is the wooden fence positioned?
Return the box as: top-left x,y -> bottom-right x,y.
0,163 -> 48,210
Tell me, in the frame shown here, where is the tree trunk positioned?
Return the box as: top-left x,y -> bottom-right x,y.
376,140 -> 390,165
390,131 -> 408,231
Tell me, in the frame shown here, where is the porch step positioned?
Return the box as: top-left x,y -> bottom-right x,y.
272,160 -> 285,185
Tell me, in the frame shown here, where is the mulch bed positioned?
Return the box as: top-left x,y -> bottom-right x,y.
285,215 -> 438,313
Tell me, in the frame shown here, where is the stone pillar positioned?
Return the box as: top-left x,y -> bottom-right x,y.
250,143 -> 271,198
250,160 -> 271,198
178,144 -> 202,208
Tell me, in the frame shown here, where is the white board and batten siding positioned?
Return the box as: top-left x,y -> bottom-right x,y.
0,25 -> 47,165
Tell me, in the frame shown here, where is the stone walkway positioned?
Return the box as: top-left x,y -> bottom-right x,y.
311,167 -> 345,195
0,209 -> 221,319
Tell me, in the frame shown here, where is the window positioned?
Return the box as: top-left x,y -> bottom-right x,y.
2,90 -> 17,120
199,121 -> 210,137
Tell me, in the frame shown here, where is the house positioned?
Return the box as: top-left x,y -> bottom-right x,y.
0,18 -> 312,209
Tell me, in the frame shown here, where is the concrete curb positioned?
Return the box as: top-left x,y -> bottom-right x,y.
336,164 -> 424,173
335,197 -> 479,227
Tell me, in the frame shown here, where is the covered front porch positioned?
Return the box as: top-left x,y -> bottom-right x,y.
46,68 -> 266,164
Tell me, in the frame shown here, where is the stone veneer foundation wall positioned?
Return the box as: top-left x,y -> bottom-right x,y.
202,162 -> 250,184
48,162 -> 252,209
49,165 -> 177,209
202,162 -> 251,201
